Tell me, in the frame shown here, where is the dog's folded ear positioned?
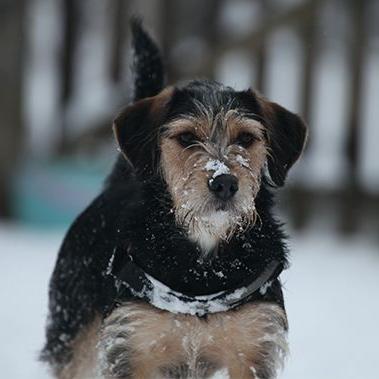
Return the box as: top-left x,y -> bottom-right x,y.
259,98 -> 308,187
113,87 -> 173,173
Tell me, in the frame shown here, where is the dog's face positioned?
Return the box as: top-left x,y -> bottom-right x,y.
159,92 -> 268,251
114,81 -> 307,252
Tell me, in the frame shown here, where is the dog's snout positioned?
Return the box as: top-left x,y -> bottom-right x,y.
208,174 -> 239,201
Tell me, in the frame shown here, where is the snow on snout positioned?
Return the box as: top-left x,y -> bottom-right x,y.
235,154 -> 250,168
205,159 -> 230,179
210,368 -> 230,379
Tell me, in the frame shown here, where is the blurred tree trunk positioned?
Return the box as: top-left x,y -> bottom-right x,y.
255,0 -> 273,94
290,0 -> 319,230
340,0 -> 367,234
200,0 -> 224,80
160,0 -> 177,82
58,0 -> 78,153
0,0 -> 25,219
109,0 -> 128,84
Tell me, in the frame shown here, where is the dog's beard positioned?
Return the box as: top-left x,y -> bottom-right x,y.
175,196 -> 258,254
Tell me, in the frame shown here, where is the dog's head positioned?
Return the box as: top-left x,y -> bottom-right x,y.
114,80 -> 307,252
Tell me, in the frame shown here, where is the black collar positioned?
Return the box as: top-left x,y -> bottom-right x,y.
106,249 -> 283,316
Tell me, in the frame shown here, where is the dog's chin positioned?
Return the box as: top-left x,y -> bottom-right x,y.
182,204 -> 251,254
214,202 -> 228,212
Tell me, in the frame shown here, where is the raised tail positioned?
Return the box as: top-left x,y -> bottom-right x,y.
130,18 -> 165,101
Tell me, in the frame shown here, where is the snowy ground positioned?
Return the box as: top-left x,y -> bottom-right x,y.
0,224 -> 378,379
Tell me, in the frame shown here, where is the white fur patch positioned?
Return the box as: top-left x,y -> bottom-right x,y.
188,211 -> 232,252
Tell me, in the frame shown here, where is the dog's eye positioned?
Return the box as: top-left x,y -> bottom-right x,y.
235,132 -> 257,148
177,132 -> 198,148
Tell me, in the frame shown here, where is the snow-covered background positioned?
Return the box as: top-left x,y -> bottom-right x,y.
1,0 -> 379,378
1,224 -> 378,379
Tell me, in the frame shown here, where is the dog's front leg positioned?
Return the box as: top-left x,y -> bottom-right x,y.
99,302 -> 185,379
213,302 -> 289,379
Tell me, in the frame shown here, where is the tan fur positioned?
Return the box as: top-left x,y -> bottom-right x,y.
57,316 -> 102,379
99,301 -> 288,379
160,111 -> 268,252
149,87 -> 174,117
113,87 -> 174,169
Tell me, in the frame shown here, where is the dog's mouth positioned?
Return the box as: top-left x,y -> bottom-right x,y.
209,193 -> 255,215
213,198 -> 234,212
176,194 -> 255,225
198,198 -> 237,217
213,201 -> 243,216
215,203 -> 227,211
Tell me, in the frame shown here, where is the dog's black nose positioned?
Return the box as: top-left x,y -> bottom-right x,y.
208,174 -> 239,201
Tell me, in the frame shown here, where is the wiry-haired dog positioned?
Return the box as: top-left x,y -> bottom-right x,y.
41,20 -> 307,379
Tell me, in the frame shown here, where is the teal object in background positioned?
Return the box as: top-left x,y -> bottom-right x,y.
12,157 -> 113,227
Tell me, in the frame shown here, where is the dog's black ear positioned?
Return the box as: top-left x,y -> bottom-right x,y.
113,87 -> 173,173
259,98 -> 308,187
131,17 -> 165,101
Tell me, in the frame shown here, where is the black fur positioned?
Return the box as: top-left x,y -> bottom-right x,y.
111,19 -> 166,176
41,172 -> 287,367
263,101 -> 307,187
41,22 -> 306,370
165,80 -> 262,123
131,17 -> 165,101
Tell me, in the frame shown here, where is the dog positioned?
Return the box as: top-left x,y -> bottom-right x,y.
41,20 -> 307,379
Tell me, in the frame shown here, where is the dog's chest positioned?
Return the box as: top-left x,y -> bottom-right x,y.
98,301 -> 287,379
